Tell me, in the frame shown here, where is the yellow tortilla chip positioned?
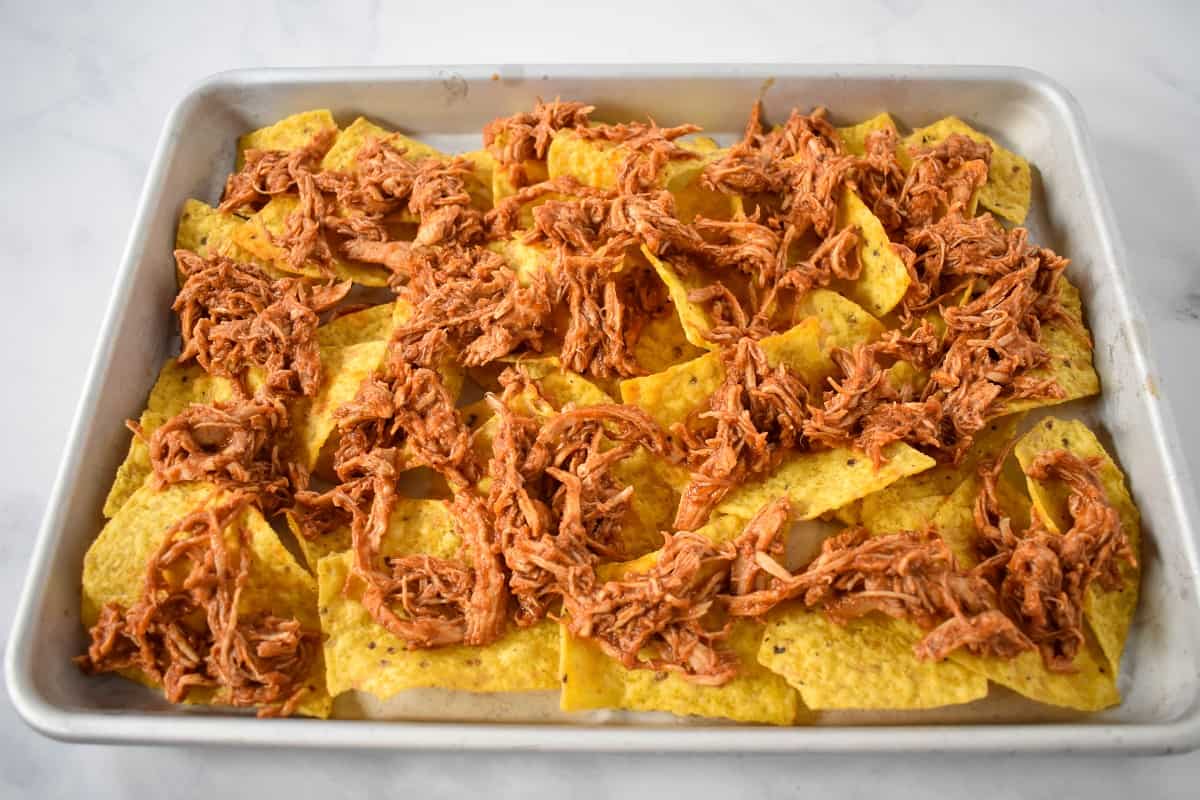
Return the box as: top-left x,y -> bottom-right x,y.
662,154 -> 736,223
622,291 -> 881,432
547,131 -> 731,221
835,189 -> 911,317
610,448 -> 690,558
291,340 -> 387,472
237,109 -> 337,168
633,310 -> 706,374
83,482 -> 332,718
233,195 -> 389,286
560,619 -> 797,725
835,112 -> 899,156
459,149 -> 497,210
928,475 -> 1119,709
320,116 -> 442,173
717,443 -> 935,521
174,199 -> 284,282
903,116 -> 1032,224
620,316 -> 817,431
858,414 -> 1023,535
1005,277 -> 1099,413
492,158 -> 550,205
642,245 -> 719,350
560,518 -> 799,725
318,498 -> 558,699
759,606 -> 987,710
514,356 -> 614,408
788,289 -> 886,391
102,359 -> 235,517
1014,417 -> 1141,676
547,130 -> 622,188
316,302 -> 397,348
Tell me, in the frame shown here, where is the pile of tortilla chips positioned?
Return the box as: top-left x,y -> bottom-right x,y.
81,103 -> 1140,726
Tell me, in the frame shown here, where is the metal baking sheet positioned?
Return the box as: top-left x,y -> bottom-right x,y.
7,65 -> 1200,753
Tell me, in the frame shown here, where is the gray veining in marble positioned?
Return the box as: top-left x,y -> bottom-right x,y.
1,1 -> 1198,797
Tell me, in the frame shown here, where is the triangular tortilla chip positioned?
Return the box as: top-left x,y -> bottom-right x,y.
858,414 -> 1023,535
758,606 -> 987,710
717,443 -> 935,521
559,516 -> 800,725
316,302 -> 397,348
102,359 -> 235,517
291,340 -> 388,473
82,482 -> 332,718
1014,417 -> 1141,676
903,116 -> 1032,224
621,290 -> 883,431
174,199 -> 287,282
232,195 -> 390,286
1004,277 -> 1099,413
835,112 -> 899,156
835,188 -> 911,317
926,473 -> 1120,710
236,109 -> 337,169
317,498 -> 558,699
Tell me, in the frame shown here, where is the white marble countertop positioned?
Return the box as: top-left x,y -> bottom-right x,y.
2,1 -> 1199,796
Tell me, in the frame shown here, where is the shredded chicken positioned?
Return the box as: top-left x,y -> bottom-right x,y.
388,244 -> 557,369
173,251 -> 350,397
674,338 -> 809,530
483,98 -> 595,186
488,371 -> 673,625
564,528 -> 741,685
576,120 -> 701,194
219,129 -> 336,214
723,516 -> 1035,664
77,494 -> 319,717
966,448 -> 1136,671
141,394 -> 301,513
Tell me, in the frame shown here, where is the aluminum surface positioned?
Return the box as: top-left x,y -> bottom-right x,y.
7,64 -> 1200,753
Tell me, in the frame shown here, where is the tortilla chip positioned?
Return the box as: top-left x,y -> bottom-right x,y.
788,289 -> 886,391
928,474 -> 1120,709
459,149 -> 497,210
174,199 -> 283,282
758,606 -> 987,710
1014,417 -> 1141,676
903,116 -> 1032,224
559,619 -> 797,724
559,518 -> 799,725
547,130 -> 622,188
102,359 -> 235,517
622,291 -> 881,432
237,109 -> 338,169
232,195 -> 390,286
717,443 -> 935,521
318,498 -> 558,699
291,340 -> 387,472
609,448 -> 690,558
858,414 -> 1023,535
513,356 -> 614,408
492,158 -> 550,205
642,245 -> 719,350
621,316 -> 818,431
662,155 -> 736,223
835,112 -> 899,156
316,302 -> 397,348
320,116 -> 442,173
1005,277 -> 1099,413
633,310 -> 706,374
547,131 -> 731,221
836,189 -> 911,316
83,482 -> 332,718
